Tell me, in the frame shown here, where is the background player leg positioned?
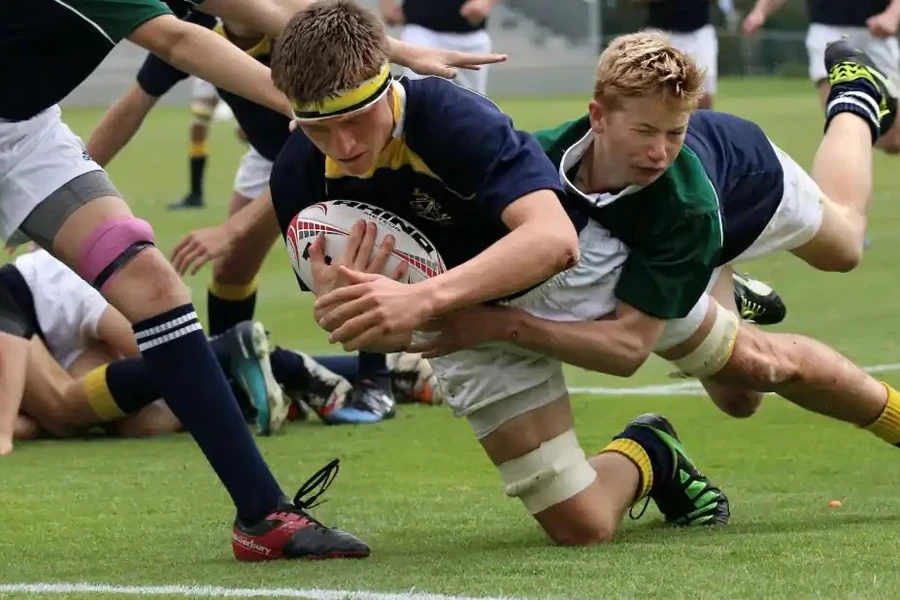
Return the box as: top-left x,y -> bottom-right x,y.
171,79 -> 217,210
207,187 -> 277,335
791,43 -> 896,270
208,193 -> 275,335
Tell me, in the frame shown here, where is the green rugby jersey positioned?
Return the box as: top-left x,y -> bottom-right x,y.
536,110 -> 787,319
0,0 -> 181,121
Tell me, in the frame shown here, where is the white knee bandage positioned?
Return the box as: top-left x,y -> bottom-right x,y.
498,429 -> 597,515
672,305 -> 740,378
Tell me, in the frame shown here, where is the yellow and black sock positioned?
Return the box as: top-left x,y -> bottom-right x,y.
82,360 -> 160,421
189,140 -> 208,197
207,277 -> 258,336
864,382 -> 900,445
598,425 -> 675,501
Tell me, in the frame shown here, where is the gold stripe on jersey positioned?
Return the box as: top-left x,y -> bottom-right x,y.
213,22 -> 272,59
324,85 -> 439,181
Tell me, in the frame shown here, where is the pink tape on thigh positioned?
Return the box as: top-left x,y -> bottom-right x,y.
77,217 -> 155,286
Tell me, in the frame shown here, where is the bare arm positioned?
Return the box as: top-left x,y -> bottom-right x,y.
127,15 -> 293,117
501,303 -> 663,377
421,301 -> 665,377
195,0 -> 505,78
86,84 -> 159,168
0,333 -> 30,455
417,190 -> 580,317
747,0 -> 787,18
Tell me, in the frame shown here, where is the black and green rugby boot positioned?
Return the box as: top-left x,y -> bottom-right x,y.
824,39 -> 899,143
629,413 -> 730,527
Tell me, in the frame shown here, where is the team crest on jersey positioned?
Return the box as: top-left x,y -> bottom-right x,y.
410,189 -> 451,223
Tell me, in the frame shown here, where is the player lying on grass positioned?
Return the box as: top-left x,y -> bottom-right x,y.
265,0 -> 733,546
410,32 -> 900,456
86,7 -> 435,416
0,0 -> 505,560
0,248 -> 436,439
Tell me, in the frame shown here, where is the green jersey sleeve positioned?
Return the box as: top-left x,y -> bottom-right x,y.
65,0 -> 172,43
615,209 -> 722,320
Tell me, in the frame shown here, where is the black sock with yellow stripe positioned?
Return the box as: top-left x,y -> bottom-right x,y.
81,338 -> 258,422
864,383 -> 900,446
208,277 -> 258,336
82,360 -> 158,420
598,424 -> 675,501
189,140 -> 208,197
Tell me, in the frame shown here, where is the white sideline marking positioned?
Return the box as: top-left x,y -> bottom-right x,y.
567,362 -> 900,397
0,583 -> 523,600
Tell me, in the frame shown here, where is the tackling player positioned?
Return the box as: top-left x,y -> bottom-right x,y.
414,32 -> 900,465
269,0 -> 732,546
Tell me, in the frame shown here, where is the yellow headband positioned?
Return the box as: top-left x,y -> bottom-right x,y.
291,63 -> 392,121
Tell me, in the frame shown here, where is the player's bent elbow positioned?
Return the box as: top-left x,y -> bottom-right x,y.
549,523 -> 615,547
594,334 -> 652,378
545,228 -> 580,274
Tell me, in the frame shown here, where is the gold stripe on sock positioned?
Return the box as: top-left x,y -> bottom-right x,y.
209,276 -> 259,301
189,140 -> 209,158
864,383 -> 900,444
82,365 -> 125,421
599,438 -> 653,499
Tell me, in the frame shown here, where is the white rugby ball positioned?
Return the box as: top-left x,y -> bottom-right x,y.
285,200 -> 446,291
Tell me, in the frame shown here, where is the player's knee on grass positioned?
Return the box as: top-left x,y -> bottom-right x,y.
474,396 -> 612,546
431,345 -> 618,545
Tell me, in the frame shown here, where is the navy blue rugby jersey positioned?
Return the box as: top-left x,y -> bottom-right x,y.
684,110 -> 785,263
270,76 -> 581,279
136,19 -> 288,161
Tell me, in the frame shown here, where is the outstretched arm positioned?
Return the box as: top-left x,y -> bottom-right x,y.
128,15 -> 293,116
199,0 -> 506,78
86,84 -> 159,167
413,301 -> 665,377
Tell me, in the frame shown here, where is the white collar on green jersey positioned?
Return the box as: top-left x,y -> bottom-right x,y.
558,128 -> 645,208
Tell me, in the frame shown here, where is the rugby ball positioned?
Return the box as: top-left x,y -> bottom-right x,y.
285,200 -> 446,292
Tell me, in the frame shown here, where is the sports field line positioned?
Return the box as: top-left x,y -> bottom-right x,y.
0,583 -> 525,600
567,361 -> 900,397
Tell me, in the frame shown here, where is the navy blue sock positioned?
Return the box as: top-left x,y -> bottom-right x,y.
134,305 -> 283,523
269,347 -> 311,390
103,357 -> 159,413
826,80 -> 883,143
312,355 -> 359,381
358,351 -> 389,388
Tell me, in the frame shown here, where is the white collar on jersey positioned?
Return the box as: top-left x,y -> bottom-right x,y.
558,128 -> 645,208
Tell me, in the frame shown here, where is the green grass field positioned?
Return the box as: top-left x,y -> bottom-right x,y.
3,77 -> 900,600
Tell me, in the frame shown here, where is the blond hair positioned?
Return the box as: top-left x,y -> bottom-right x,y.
594,31 -> 705,110
271,0 -> 389,108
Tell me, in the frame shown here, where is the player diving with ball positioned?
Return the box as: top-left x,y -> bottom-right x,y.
266,0 -> 733,546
